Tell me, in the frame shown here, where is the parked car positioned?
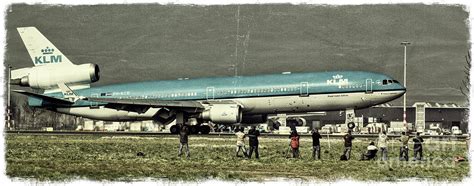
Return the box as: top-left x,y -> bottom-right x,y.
452,126 -> 462,135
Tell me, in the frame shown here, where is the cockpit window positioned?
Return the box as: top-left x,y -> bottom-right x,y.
382,79 -> 399,85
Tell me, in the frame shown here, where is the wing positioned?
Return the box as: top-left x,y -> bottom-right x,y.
86,97 -> 205,113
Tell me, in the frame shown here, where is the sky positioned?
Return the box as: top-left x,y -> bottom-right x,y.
3,3 -> 470,105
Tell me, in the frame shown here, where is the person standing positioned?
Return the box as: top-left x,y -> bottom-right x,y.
378,131 -> 388,161
413,132 -> 424,161
247,126 -> 260,159
289,131 -> 300,158
235,127 -> 248,157
399,132 -> 409,161
312,128 -> 322,160
342,130 -> 354,160
178,124 -> 190,158
466,133 -> 470,148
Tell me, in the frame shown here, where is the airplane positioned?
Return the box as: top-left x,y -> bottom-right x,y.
10,27 -> 406,134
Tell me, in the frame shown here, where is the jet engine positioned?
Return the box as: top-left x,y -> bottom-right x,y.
11,63 -> 100,89
287,117 -> 307,127
200,104 -> 242,124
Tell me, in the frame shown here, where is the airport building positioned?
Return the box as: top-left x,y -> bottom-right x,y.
303,102 -> 468,134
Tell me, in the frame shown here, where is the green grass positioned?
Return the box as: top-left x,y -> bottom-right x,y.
5,134 -> 470,182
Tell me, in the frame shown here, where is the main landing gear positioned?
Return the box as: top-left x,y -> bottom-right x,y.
170,125 -> 180,134
169,112 -> 211,134
170,124 -> 211,134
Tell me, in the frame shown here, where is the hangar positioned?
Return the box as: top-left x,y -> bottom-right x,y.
300,102 -> 468,134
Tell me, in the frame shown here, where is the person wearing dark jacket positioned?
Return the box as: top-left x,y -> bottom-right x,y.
178,124 -> 190,158
413,132 -> 424,160
312,129 -> 322,160
247,126 -> 260,159
342,130 -> 355,160
399,132 -> 409,161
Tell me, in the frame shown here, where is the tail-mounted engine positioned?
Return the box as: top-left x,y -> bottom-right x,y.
11,63 -> 100,89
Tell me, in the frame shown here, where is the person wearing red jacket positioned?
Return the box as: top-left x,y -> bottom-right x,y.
289,130 -> 301,158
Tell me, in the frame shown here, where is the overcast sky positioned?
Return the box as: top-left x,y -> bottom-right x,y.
4,4 -> 470,105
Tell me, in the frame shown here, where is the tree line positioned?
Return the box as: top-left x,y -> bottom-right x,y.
7,93 -> 84,130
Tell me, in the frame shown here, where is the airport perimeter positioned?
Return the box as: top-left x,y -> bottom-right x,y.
6,133 -> 469,181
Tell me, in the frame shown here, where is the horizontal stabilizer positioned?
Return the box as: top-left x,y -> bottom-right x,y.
13,90 -> 74,105
10,67 -> 32,80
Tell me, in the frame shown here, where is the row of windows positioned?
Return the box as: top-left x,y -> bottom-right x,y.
138,87 -> 300,99
215,87 -> 299,96
149,92 -> 198,99
101,86 -> 304,100
100,83 -> 382,99
339,84 -> 364,89
110,92 -> 199,99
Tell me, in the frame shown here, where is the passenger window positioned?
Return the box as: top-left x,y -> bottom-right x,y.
388,80 -> 393,84
382,80 -> 388,85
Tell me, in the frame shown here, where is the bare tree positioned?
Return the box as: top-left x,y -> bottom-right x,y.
460,51 -> 470,105
21,102 -> 43,129
10,90 -> 85,130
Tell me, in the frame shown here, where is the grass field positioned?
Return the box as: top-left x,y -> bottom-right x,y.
5,134 -> 470,182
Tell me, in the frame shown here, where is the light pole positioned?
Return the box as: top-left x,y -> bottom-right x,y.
401,41 -> 411,131
7,65 -> 12,130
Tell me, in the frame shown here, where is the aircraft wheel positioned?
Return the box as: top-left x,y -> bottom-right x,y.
170,125 -> 179,134
200,125 -> 211,134
347,122 -> 356,130
272,120 -> 281,130
190,125 -> 199,134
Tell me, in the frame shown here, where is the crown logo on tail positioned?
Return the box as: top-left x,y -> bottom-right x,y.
332,74 -> 343,79
41,47 -> 54,55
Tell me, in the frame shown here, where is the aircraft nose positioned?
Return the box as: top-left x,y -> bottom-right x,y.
392,82 -> 406,98
395,81 -> 406,92
397,86 -> 406,97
